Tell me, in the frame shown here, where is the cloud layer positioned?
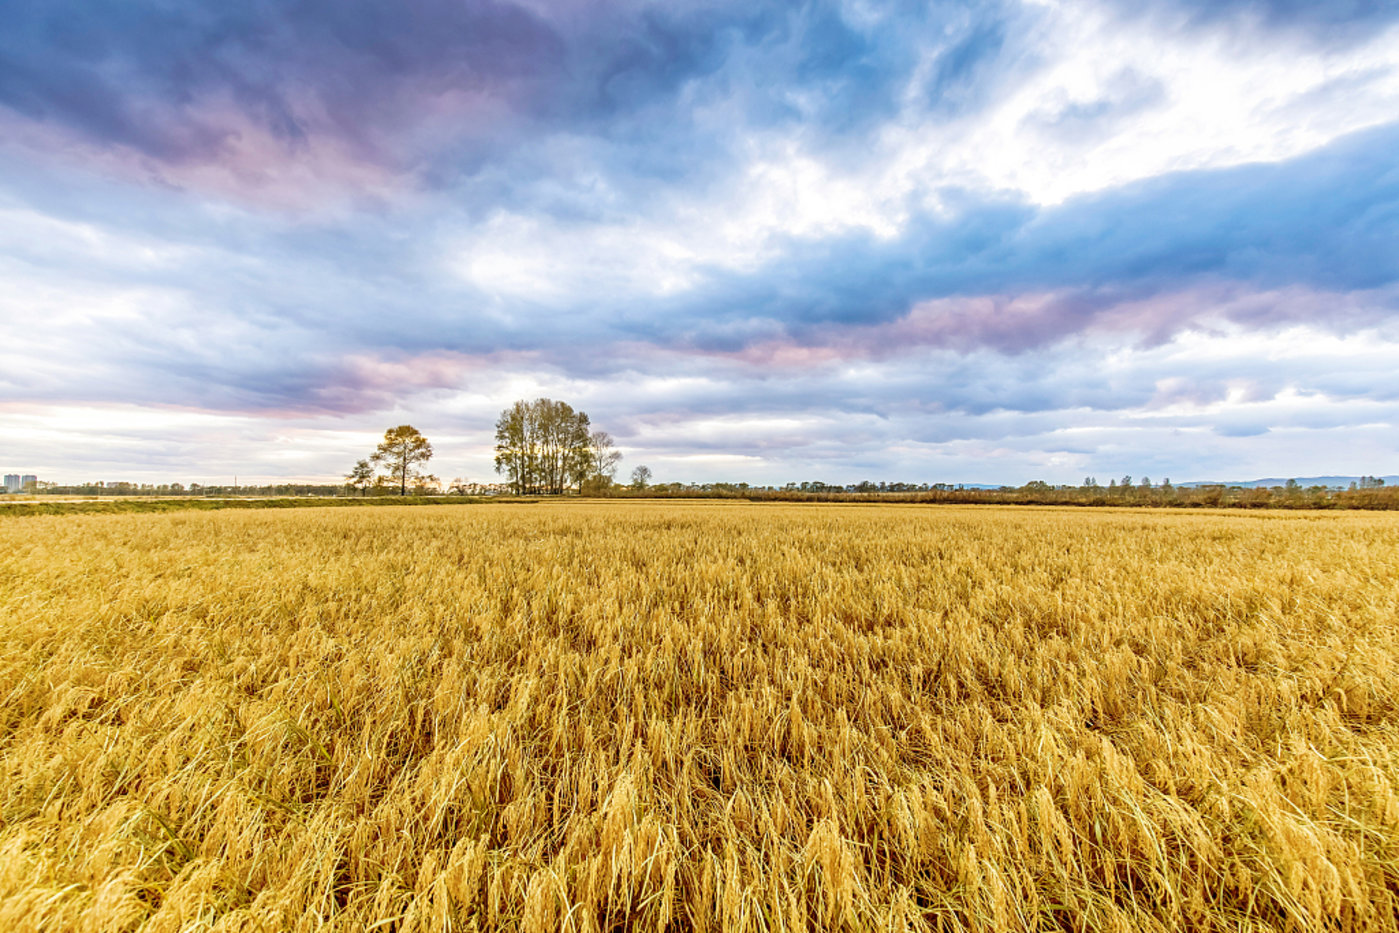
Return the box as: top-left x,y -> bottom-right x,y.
2,0 -> 1397,484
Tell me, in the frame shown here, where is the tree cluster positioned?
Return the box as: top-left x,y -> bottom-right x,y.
493,399 -> 622,495
348,425 -> 436,496
339,403 -> 626,498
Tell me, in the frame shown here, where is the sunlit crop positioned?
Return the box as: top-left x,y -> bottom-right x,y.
2,503 -> 1397,931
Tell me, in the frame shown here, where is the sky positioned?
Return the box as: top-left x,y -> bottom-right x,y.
2,0 -> 1398,487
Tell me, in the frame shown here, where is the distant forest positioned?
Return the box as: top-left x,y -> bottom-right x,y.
19,476 -> 1399,511
11,396 -> 1397,510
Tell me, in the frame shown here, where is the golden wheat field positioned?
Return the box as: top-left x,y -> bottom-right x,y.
1,502 -> 1397,932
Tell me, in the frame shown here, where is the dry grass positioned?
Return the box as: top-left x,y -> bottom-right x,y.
1,502 -> 1397,932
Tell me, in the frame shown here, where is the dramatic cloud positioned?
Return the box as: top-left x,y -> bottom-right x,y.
1,0 -> 1396,484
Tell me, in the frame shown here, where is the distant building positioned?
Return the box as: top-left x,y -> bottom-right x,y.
3,474 -> 19,493
21,474 -> 37,491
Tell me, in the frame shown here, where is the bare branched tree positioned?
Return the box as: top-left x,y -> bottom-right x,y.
589,430 -> 623,482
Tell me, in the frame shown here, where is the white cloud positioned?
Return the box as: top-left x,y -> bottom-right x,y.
453,2 -> 1399,301
905,3 -> 1399,204
4,1 -> 1397,486
6,317 -> 1397,486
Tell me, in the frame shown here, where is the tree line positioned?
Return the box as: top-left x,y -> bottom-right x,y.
31,446 -> 1399,511
334,403 -> 1399,511
38,396 -> 1392,509
616,477 -> 1398,510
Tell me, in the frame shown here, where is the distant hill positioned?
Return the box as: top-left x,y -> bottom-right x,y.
1178,475 -> 1399,489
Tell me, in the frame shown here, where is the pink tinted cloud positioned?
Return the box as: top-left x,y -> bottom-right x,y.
0,0 -> 570,206
0,86 -> 512,210
719,291 -> 1121,367
304,349 -> 550,414
315,351 -> 476,409
709,283 -> 1395,368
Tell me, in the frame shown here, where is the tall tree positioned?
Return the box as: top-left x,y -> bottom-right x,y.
537,400 -> 579,494
346,458 -> 374,496
631,465 -> 652,490
553,403 -> 592,493
588,430 -> 623,483
494,400 -> 536,495
495,398 -> 596,494
371,425 -> 434,496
